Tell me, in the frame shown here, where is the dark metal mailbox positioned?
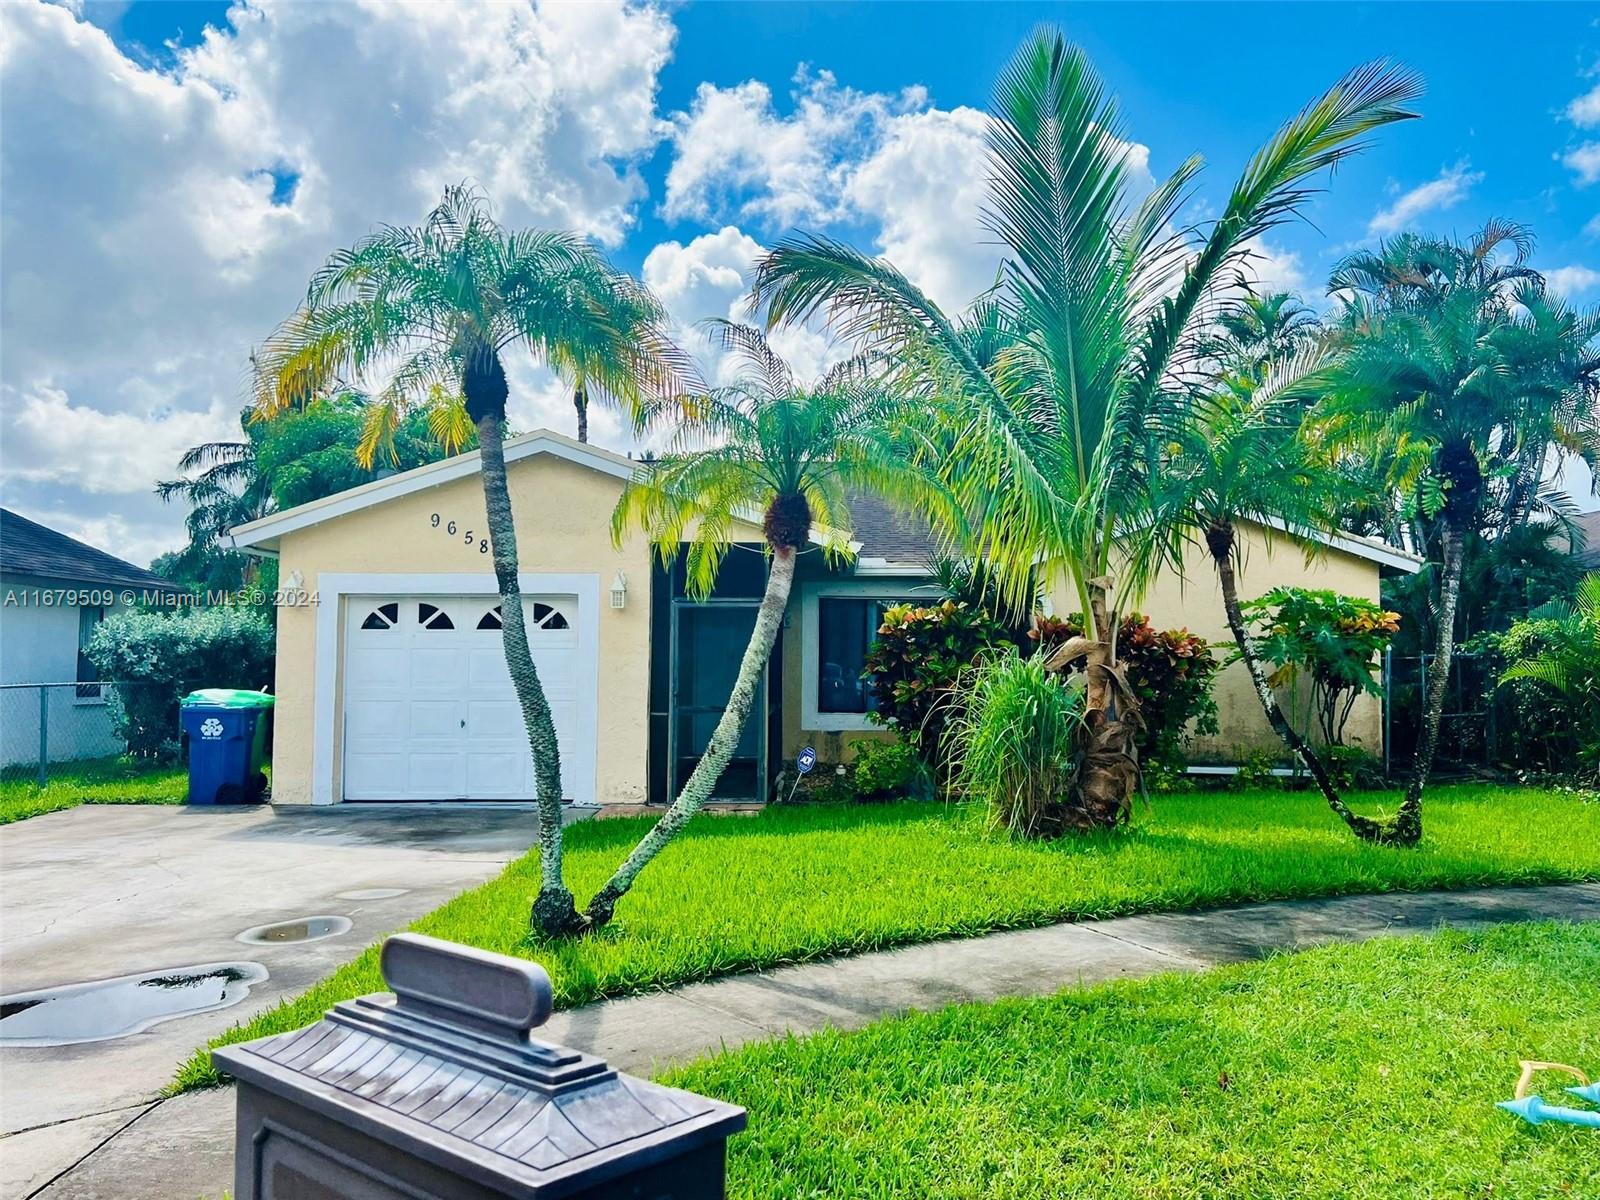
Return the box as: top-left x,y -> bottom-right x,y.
215,933 -> 746,1199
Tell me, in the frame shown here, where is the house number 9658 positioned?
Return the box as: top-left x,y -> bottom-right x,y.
431,512 -> 490,553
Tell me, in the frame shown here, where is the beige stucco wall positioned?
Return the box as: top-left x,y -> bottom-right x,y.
270,454 -> 654,805
1045,520 -> 1385,760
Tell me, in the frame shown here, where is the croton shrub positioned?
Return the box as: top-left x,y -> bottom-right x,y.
863,600 -> 1013,771
1029,613 -> 1221,768
863,600 -> 1220,774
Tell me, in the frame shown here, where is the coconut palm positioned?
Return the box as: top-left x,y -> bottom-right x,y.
752,29 -> 1421,829
252,185 -> 684,936
1326,225 -> 1600,843
582,322 -> 954,927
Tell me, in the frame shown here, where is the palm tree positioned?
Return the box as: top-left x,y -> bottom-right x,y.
1171,301 -> 1388,839
1326,224 -> 1600,843
252,185 -> 684,936
582,322 -> 953,927
549,283 -> 674,443
752,29 -> 1421,829
156,437 -> 271,591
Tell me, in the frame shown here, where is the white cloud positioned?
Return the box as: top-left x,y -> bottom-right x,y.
640,225 -> 851,389
2,385 -> 242,495
844,105 -> 1002,312
1542,264 -> 1600,298
1368,162 -> 1483,235
0,0 -> 674,552
663,70 -> 923,227
1237,237 -> 1310,300
1563,142 -> 1600,186
1569,82 -> 1600,128
665,70 -> 1153,317
1586,213 -> 1600,240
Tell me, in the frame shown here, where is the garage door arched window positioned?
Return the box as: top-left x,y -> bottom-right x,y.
360,603 -> 399,631
476,605 -> 503,630
531,602 -> 570,631
417,602 -> 455,630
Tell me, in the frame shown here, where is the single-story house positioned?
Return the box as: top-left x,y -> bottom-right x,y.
229,429 -> 1420,807
0,508 -> 179,767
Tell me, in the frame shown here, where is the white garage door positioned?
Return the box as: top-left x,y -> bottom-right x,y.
341,595 -> 591,802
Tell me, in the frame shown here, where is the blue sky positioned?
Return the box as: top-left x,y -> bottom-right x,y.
93,0 -> 1600,285
3,1 -> 1597,562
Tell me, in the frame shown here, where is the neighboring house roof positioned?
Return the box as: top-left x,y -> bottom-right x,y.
1572,509 -> 1600,570
226,427 -> 1421,575
0,508 -> 175,592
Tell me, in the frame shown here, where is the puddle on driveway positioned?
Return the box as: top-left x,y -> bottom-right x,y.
334,888 -> 409,900
0,962 -> 268,1047
236,915 -> 353,945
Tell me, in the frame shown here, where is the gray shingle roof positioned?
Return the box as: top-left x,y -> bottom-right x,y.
1573,510 -> 1600,570
0,508 -> 175,591
844,490 -> 940,566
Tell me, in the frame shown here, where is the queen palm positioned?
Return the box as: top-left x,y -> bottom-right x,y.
752,29 -> 1421,828
582,322 -> 953,927
252,185 -> 683,936
1326,225 -> 1600,843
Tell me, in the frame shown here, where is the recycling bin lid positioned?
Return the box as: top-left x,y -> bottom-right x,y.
182,688 -> 275,709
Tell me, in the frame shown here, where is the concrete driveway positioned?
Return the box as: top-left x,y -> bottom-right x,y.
0,802 -> 547,1197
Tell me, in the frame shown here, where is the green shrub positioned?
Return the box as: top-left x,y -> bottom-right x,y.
1232,747 -> 1280,790
863,601 -> 1013,771
86,607 -> 275,760
1492,574 -> 1600,780
1240,587 -> 1399,746
1030,612 -> 1220,769
947,651 -> 1085,838
849,738 -> 930,800
1325,744 -> 1385,791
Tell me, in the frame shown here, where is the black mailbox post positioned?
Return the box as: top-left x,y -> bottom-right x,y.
215,934 -> 746,1199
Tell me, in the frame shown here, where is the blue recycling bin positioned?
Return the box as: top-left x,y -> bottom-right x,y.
180,689 -> 275,804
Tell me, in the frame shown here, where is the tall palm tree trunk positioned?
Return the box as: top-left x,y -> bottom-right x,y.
1394,520 -> 1465,845
583,543 -> 796,928
476,412 -> 584,936
573,381 -> 589,443
1207,522 -> 1385,841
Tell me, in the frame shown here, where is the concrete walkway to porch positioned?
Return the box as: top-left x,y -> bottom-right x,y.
15,880 -> 1600,1199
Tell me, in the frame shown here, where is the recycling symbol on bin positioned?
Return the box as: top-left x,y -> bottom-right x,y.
200,717 -> 224,739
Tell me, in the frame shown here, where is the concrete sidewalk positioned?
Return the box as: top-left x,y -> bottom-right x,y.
13,881 -> 1600,1199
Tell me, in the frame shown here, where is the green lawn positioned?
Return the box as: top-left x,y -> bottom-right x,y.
0,756 -> 186,825
669,921 -> 1600,1199
174,784 -> 1600,1093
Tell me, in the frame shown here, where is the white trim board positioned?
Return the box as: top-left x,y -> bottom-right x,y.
228,426 -> 856,557
232,430 -> 634,551
311,572 -> 600,806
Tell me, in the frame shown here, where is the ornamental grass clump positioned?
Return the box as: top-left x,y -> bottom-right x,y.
948,651 -> 1087,839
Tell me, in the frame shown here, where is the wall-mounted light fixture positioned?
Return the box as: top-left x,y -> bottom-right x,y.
610,570 -> 628,610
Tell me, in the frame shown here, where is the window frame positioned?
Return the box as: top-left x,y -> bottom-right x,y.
799,579 -> 928,731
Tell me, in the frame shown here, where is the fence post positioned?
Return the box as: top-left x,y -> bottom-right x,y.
1382,646 -> 1392,781
37,685 -> 49,788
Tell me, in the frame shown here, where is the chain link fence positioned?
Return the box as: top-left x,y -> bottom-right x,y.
0,682 -> 176,784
